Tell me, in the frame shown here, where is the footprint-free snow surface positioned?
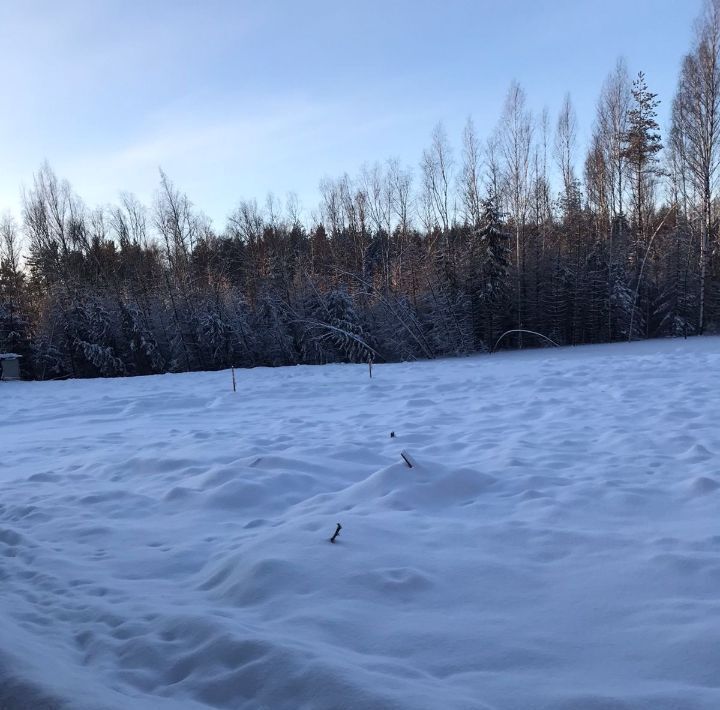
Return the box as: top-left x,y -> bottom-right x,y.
3,339 -> 720,710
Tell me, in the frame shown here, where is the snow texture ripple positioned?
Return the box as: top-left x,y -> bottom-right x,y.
2,338 -> 720,709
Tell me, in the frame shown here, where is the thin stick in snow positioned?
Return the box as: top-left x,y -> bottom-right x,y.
231,366 -> 236,393
400,450 -> 416,468
330,523 -> 342,543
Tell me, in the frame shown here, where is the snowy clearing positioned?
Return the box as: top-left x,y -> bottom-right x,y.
3,338 -> 720,710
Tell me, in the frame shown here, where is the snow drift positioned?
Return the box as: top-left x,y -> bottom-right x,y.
3,338 -> 720,709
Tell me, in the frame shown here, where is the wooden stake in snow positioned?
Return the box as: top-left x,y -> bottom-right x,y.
231,366 -> 236,393
330,522 -> 342,543
368,357 -> 373,379
400,450 -> 416,468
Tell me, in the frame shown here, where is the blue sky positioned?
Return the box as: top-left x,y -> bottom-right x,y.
0,0 -> 701,226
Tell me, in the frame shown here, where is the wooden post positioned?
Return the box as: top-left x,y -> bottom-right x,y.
368,357 -> 373,379
231,366 -> 236,393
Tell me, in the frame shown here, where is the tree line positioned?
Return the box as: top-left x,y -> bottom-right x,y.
2,2 -> 720,379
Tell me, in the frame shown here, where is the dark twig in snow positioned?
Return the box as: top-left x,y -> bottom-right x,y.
401,450 -> 414,468
330,523 -> 342,543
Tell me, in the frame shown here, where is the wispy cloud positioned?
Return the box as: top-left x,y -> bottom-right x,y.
0,0 -> 701,225
48,95 -> 426,224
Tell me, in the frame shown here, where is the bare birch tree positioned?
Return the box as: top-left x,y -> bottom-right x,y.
554,93 -> 578,213
671,0 -> 720,332
498,82 -> 533,334
420,122 -> 454,233
596,59 -> 631,221
459,117 -> 482,227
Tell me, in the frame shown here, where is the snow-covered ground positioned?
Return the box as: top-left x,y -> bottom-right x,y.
3,338 -> 720,710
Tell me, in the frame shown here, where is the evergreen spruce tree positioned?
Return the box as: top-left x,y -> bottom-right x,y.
474,195 -> 511,349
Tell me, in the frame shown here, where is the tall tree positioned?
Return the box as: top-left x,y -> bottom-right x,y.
459,117 -> 483,227
596,59 -> 632,222
420,122 -> 454,233
622,72 -> 663,244
671,0 -> 720,332
555,94 -> 579,214
498,82 -> 533,339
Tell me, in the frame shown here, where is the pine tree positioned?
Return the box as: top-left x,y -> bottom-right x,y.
621,72 -> 663,244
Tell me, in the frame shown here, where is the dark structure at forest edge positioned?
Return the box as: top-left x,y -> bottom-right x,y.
0,353 -> 22,380
2,2 -> 720,380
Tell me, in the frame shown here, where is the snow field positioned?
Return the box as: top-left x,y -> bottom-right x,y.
3,338 -> 720,709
